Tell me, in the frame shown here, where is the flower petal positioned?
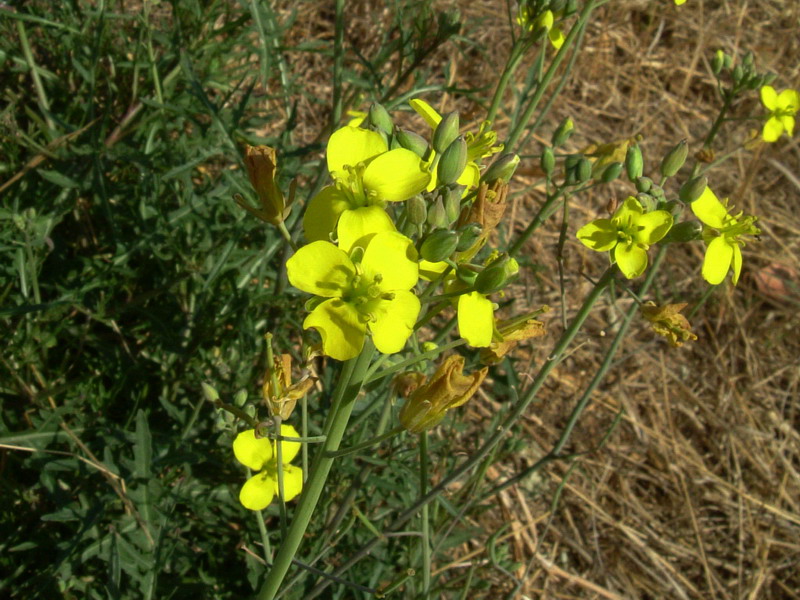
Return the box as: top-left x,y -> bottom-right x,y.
303,186 -> 350,242
780,115 -> 795,137
458,161 -> 481,189
233,429 -> 272,471
327,126 -> 387,176
458,292 -> 494,347
368,291 -> 421,355
634,210 -> 673,245
731,242 -> 743,285
279,464 -> 303,502
409,98 -> 442,128
277,424 -> 301,464
691,186 -> 728,229
363,148 -> 431,202
304,298 -> 366,361
577,218 -> 618,251
239,471 -> 275,511
614,242 -> 649,279
762,116 -> 785,142
760,85 -> 778,111
337,206 -> 396,254
614,196 -> 644,223
287,241 -> 354,297
361,231 -> 419,291
776,89 -> 800,112
702,236 -> 733,285
419,259 -> 450,282
549,26 -> 565,49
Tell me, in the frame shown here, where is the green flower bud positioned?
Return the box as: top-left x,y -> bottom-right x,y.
427,197 -> 448,228
636,193 -> 657,213
368,102 -> 393,136
550,0 -> 567,13
420,229 -> 459,262
732,64 -> 743,83
649,184 -> 666,201
679,176 -> 707,204
635,176 -> 653,193
438,136 -> 468,186
483,153 -> 520,183
396,128 -> 430,158
551,117 -> 575,147
563,0 -> 578,16
625,145 -> 643,181
234,389 -> 248,407
202,383 -> 220,403
576,157 -> 593,183
763,72 -> 777,86
661,200 -> 683,217
711,50 -> 725,75
444,185 -> 463,224
722,54 -> 733,69
474,255 -> 519,294
456,265 -> 478,285
541,147 -> 556,176
407,194 -> 428,226
600,161 -> 623,183
433,111 -> 460,153
660,140 -> 688,177
564,154 -> 581,170
663,220 -> 703,243
456,223 -> 482,251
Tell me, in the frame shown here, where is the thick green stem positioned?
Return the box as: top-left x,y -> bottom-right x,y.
256,343 -> 375,600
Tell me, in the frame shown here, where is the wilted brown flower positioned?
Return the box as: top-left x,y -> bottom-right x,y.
263,353 -> 315,420
640,301 -> 697,348
239,145 -> 290,226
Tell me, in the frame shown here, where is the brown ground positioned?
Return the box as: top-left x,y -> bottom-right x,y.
276,1 -> 800,597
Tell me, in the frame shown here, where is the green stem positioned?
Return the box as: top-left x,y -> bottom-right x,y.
256,511 -> 273,565
419,431 -> 431,597
364,339 -> 466,384
256,343 -> 375,600
324,425 -> 404,459
331,0 -> 345,128
487,39 -> 527,123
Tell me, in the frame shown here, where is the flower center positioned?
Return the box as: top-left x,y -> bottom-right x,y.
335,163 -> 379,208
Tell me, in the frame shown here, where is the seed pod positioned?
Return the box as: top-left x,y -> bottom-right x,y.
433,111 -> 460,153
679,176 -> 708,204
660,139 -> 688,177
444,186 -> 462,224
420,229 -> 460,262
427,197 -> 448,228
483,153 -> 520,183
600,162 -> 623,183
438,136 -> 468,186
368,102 -> 393,136
474,255 -> 519,295
396,129 -> 430,158
576,157 -> 593,183
625,145 -> 643,181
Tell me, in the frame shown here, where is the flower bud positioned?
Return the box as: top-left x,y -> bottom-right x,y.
635,176 -> 652,193
711,50 -> 725,75
551,117 -> 574,147
202,382 -> 220,403
540,147 -> 556,176
625,145 -> 643,181
396,128 -> 430,158
483,153 -> 520,183
243,145 -> 287,225
438,136 -> 468,185
732,64 -> 743,83
456,223 -> 482,251
563,0 -> 578,16
406,195 -> 428,226
661,200 -> 683,217
636,193 -> 657,213
576,157 -> 593,183
663,220 -> 703,243
599,161 -> 623,183
420,229 -> 459,262
368,102 -> 393,136
474,254 -> 519,294
444,186 -> 463,224
649,184 -> 666,201
660,139 -> 688,177
234,389 -> 248,407
427,197 -> 448,228
679,176 -> 707,204
433,111 -> 460,153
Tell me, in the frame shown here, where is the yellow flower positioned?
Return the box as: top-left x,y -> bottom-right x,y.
577,196 -> 673,279
303,126 -> 430,244
760,85 -> 799,142
674,0 -> 687,5
398,355 -> 488,433
287,231 -> 420,361
233,425 -> 303,511
457,291 -> 495,348
640,302 -> 697,348
516,8 -> 565,49
690,187 -> 759,285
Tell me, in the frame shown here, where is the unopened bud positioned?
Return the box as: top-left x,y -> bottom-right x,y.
407,195 -> 428,226
368,103 -> 393,136
474,255 -> 519,294
243,145 -> 287,225
551,117 -> 574,147
233,389 -> 248,407
563,0 -> 578,16
732,64 -> 743,83
444,186 -> 462,223
433,111 -> 460,153
660,139 -> 688,177
396,129 -> 429,158
600,162 -> 623,183
541,147 -> 556,176
483,153 -> 520,183
202,383 -> 220,403
711,50 -> 725,75
636,193 -> 658,213
663,220 -> 703,243
456,223 -> 482,251
420,229 -> 459,262
438,136 -> 468,185
576,157 -> 592,183
661,200 -> 683,217
679,176 -> 708,204
635,176 -> 653,193
427,197 -> 448,228
625,145 -> 643,181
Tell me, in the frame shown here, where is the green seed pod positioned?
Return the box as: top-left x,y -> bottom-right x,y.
711,50 -> 725,75
551,117 -> 575,147
679,176 -> 708,204
474,255 -> 520,295
433,111 -> 460,153
483,153 -> 520,183
635,176 -> 653,193
456,223 -> 482,251
396,129 -> 429,158
420,229 -> 460,262
407,194 -> 428,226
663,220 -> 703,243
625,145 -> 644,181
600,161 -> 623,183
427,197 -> 448,228
369,102 -> 393,136
541,147 -> 556,176
438,136 -> 468,186
660,140 -> 688,177
576,157 -> 593,183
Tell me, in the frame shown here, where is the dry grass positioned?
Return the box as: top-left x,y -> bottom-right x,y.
269,1 -> 800,597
